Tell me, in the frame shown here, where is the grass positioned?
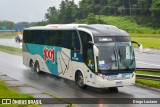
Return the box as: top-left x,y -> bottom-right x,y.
136,78 -> 160,89
129,33 -> 160,38
76,15 -> 160,34
0,32 -> 16,38
0,80 -> 32,98
136,70 -> 160,76
136,70 -> 160,89
0,45 -> 22,56
43,92 -> 75,107
99,16 -> 160,34
0,80 -> 39,107
131,37 -> 160,49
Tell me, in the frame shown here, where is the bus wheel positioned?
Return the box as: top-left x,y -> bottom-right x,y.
30,60 -> 35,71
35,61 -> 41,74
109,87 -> 118,93
76,72 -> 87,89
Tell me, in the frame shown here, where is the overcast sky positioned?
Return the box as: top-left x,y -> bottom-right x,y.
0,0 -> 80,23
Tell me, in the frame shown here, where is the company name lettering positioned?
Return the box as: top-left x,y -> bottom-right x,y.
43,48 -> 55,62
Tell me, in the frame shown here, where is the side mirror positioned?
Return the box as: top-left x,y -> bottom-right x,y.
88,41 -> 99,56
132,41 -> 143,53
139,44 -> 143,54
88,41 -> 94,45
93,45 -> 99,56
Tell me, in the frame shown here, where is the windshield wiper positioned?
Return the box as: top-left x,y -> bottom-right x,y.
127,47 -> 135,69
113,48 -> 118,66
118,49 -> 122,63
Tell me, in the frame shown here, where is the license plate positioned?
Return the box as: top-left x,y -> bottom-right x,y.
116,81 -> 122,85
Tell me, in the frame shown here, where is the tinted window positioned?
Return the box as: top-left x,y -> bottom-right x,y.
70,30 -> 80,50
23,30 -> 80,49
79,31 -> 92,62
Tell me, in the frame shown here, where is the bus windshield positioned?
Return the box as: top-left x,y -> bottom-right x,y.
95,36 -> 135,72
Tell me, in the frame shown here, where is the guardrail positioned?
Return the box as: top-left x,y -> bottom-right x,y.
136,74 -> 160,81
136,68 -> 160,80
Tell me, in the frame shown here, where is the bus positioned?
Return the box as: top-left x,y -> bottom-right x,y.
22,24 -> 142,90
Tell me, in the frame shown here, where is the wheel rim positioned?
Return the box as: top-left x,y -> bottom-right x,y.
78,75 -> 84,87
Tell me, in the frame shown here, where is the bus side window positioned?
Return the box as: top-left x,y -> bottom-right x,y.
62,30 -> 69,48
48,30 -> 57,46
55,31 -> 62,47
71,31 -> 80,51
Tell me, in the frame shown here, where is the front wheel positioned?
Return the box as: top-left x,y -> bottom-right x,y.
108,87 -> 118,93
76,72 -> 87,89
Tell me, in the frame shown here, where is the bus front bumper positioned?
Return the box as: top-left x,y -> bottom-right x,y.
95,72 -> 136,88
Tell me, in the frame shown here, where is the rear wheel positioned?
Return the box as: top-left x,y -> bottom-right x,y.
35,61 -> 41,74
30,60 -> 35,71
76,72 -> 87,89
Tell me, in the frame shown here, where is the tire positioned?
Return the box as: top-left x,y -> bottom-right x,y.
76,72 -> 87,89
108,87 -> 118,93
35,61 -> 41,74
30,60 -> 35,71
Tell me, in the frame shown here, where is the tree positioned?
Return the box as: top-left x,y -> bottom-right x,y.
34,21 -> 48,26
45,6 -> 59,23
0,20 -> 14,30
150,0 -> 160,28
86,13 -> 99,24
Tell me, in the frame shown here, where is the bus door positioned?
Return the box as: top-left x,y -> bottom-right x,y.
79,31 -> 96,86
86,45 -> 96,86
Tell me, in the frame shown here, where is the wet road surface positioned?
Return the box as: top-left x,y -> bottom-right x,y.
0,38 -> 22,48
135,50 -> 160,69
0,52 -> 159,107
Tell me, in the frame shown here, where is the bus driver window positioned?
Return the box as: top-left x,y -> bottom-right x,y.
87,47 -> 95,71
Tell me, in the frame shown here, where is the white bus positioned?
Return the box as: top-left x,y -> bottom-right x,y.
22,24 -> 142,90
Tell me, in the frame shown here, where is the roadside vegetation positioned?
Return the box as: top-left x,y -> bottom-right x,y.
96,16 -> 160,34
76,15 -> 160,49
136,79 -> 160,89
0,80 -> 39,107
131,37 -> 160,49
136,70 -> 160,89
136,70 -> 160,76
0,45 -> 21,56
0,32 -> 16,38
76,15 -> 160,34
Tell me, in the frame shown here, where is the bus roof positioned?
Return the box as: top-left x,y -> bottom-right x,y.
78,24 -> 129,37
25,24 -> 129,37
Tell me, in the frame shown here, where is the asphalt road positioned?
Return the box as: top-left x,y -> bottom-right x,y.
0,38 -> 22,48
135,50 -> 160,69
0,52 -> 159,107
